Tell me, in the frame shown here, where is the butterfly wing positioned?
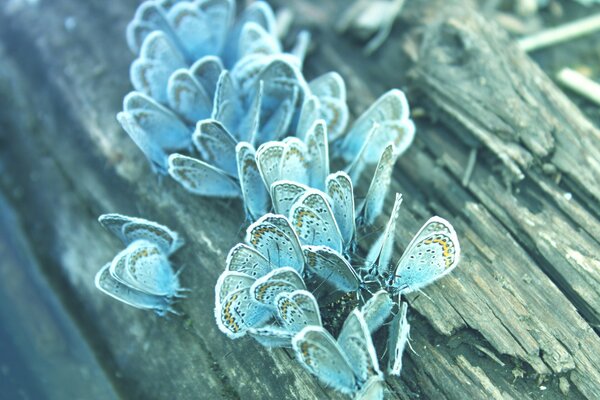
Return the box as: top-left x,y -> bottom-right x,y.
388,301 -> 410,376
225,243 -> 273,278
131,31 -> 187,104
193,119 -> 238,176
250,267 -> 306,307
392,216 -> 461,293
290,190 -> 344,253
276,290 -> 322,333
360,290 -> 394,335
271,180 -> 309,216
167,153 -> 240,197
292,326 -> 357,395
236,142 -> 270,221
280,137 -> 310,186
326,172 -> 356,251
337,310 -> 381,385
302,245 -> 360,293
305,120 -> 330,190
167,69 -> 213,123
356,144 -> 397,227
245,214 -> 304,273
95,264 -> 176,316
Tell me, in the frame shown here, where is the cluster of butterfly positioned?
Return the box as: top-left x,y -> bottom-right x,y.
94,214 -> 187,316
214,171 -> 461,398
118,0 -> 415,221
94,0 -> 461,398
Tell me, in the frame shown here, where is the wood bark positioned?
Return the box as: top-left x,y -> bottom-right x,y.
1,0 -> 599,399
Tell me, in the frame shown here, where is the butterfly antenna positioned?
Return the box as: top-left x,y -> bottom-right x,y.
236,220 -> 246,239
416,288 -> 433,303
407,336 -> 418,356
312,269 -> 336,295
381,346 -> 389,360
356,224 -> 386,242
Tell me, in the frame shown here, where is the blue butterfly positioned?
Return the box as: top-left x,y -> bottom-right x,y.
366,195 -> 462,294
95,214 -> 186,315
292,309 -> 383,396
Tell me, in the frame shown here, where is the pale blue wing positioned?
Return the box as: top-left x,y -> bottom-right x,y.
167,153 -> 240,197
123,240 -> 180,297
257,86 -> 298,143
167,68 -> 213,123
212,70 -> 246,140
121,217 -> 184,255
318,96 -> 349,142
119,92 -> 192,173
250,267 -> 306,308
248,325 -> 294,348
215,270 -> 255,307
360,290 -> 393,335
189,55 -> 223,103
296,96 -> 320,141
391,217 -> 460,293
260,214 -> 304,257
364,193 -> 402,279
225,243 -> 273,278
98,213 -> 134,241
388,301 -> 410,376
95,263 -> 177,316
240,81 -> 263,144
290,190 -> 344,253
305,120 -> 330,190
326,172 -> 356,250
355,118 -> 414,168
344,122 -> 379,181
129,31 -> 186,104
356,144 -> 397,227
126,1 -> 175,54
245,214 -> 304,272
302,245 -> 360,293
239,21 -> 281,59
255,59 -> 307,142
230,54 -> 271,97
236,142 -> 270,221
256,141 -> 284,190
280,137 -> 310,186
166,0 -> 233,62
215,287 -> 272,339
340,89 -> 410,164
337,310 -> 381,385
192,119 -> 238,176
309,71 -> 347,99
309,72 -> 349,140
270,180 -> 309,216
222,0 -> 277,66
292,326 -> 357,395
276,290 -> 322,334
131,31 -> 187,104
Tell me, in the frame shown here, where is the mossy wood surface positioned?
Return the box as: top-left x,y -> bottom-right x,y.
1,0 -> 599,399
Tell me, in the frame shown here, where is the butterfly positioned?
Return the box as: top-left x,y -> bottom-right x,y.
367,200 -> 461,294
292,309 -> 382,396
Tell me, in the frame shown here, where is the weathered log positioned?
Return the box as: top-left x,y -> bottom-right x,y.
1,0 -> 600,399
282,0 -> 600,398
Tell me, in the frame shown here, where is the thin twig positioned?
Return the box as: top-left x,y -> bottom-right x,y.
518,14 -> 600,52
556,68 -> 600,106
